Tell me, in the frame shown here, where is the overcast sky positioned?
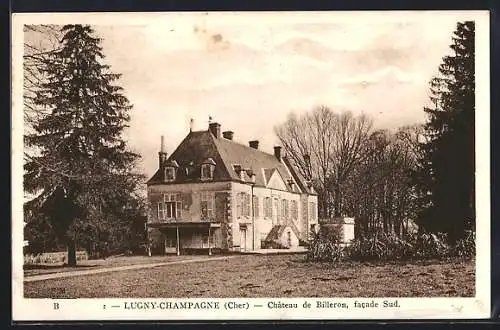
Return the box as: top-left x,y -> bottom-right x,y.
27,12 -> 470,178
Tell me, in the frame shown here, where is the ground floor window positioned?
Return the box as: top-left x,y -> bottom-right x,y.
157,193 -> 182,220
200,192 -> 215,220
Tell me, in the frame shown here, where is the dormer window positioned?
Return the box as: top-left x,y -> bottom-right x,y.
164,167 -> 176,181
201,158 -> 216,181
163,160 -> 179,182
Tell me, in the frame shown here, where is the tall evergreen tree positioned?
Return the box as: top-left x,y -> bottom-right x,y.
24,25 -> 142,265
418,21 -> 475,242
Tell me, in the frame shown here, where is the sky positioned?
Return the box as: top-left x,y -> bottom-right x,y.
26,12 -> 467,178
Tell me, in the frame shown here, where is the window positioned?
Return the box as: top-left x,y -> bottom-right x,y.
302,200 -> 308,220
200,191 -> 215,220
202,231 -> 216,247
291,200 -> 298,220
157,193 -> 182,220
244,193 -> 251,217
237,192 -> 251,218
164,167 -> 176,181
264,197 -> 272,218
201,164 -> 214,180
252,196 -> 259,217
281,199 -> 289,219
309,202 -> 317,221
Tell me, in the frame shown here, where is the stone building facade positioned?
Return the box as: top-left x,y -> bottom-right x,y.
146,122 -> 318,254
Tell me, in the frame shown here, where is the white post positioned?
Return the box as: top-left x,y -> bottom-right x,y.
176,226 -> 180,256
208,226 -> 212,256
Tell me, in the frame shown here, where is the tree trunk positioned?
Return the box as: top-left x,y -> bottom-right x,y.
67,239 -> 77,266
334,184 -> 341,217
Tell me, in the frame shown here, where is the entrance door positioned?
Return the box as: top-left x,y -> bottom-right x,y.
240,228 -> 247,251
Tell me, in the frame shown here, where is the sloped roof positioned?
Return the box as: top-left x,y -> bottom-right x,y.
147,129 -> 316,195
264,224 -> 300,242
282,156 -> 314,194
264,225 -> 287,242
147,131 -> 232,184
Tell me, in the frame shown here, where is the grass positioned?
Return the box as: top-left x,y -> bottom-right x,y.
24,255 -> 204,277
24,254 -> 475,298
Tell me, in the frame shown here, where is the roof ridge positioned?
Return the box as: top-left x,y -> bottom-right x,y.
216,136 -> 278,158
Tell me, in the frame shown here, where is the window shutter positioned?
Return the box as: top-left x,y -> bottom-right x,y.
157,202 -> 163,220
176,201 -> 182,219
215,192 -> 227,222
245,194 -> 250,217
236,193 -> 241,218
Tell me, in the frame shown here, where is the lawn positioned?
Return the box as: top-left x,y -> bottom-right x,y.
24,254 -> 475,298
24,255 -> 201,277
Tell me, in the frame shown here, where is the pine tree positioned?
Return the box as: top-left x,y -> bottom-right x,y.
418,21 -> 475,242
24,25 -> 143,265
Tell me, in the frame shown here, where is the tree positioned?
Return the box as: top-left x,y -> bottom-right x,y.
274,106 -> 373,218
24,25 -> 143,265
351,126 -> 422,238
418,21 -> 475,242
24,25 -> 62,132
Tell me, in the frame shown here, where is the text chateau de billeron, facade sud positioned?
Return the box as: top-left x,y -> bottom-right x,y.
146,121 -> 319,255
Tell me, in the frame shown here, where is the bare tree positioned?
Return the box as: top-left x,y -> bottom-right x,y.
276,106 -> 422,238
351,126 -> 423,238
24,25 -> 62,131
275,106 -> 373,218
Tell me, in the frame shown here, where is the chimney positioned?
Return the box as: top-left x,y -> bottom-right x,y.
222,131 -> 234,140
249,140 -> 259,149
274,146 -> 282,161
209,122 -> 221,138
158,135 -> 168,168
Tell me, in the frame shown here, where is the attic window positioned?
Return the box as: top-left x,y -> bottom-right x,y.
201,158 -> 216,181
164,167 -> 176,182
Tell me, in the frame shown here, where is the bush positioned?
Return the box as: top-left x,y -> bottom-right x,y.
347,233 -> 413,261
24,251 -> 89,265
452,230 -> 475,260
306,229 -> 345,262
306,228 -> 474,263
413,233 -> 450,260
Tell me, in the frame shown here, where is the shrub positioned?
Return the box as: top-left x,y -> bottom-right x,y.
452,230 -> 475,260
24,250 -> 89,265
306,229 -> 345,262
306,228 -> 473,263
347,233 -> 391,261
347,232 -> 450,262
414,233 -> 450,260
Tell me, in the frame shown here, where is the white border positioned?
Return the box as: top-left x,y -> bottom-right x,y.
11,11 -> 491,321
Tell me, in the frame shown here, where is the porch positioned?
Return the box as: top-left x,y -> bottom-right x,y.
147,222 -> 222,256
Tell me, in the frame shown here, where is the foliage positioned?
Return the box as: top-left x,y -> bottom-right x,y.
24,213 -> 64,254
24,251 -> 88,265
417,21 -> 475,242
23,25 -> 144,265
307,229 -> 474,263
412,232 -> 451,260
347,233 -> 413,262
452,230 -> 475,259
306,229 -> 345,262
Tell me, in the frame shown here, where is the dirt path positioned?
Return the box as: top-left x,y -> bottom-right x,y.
24,256 -> 235,282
